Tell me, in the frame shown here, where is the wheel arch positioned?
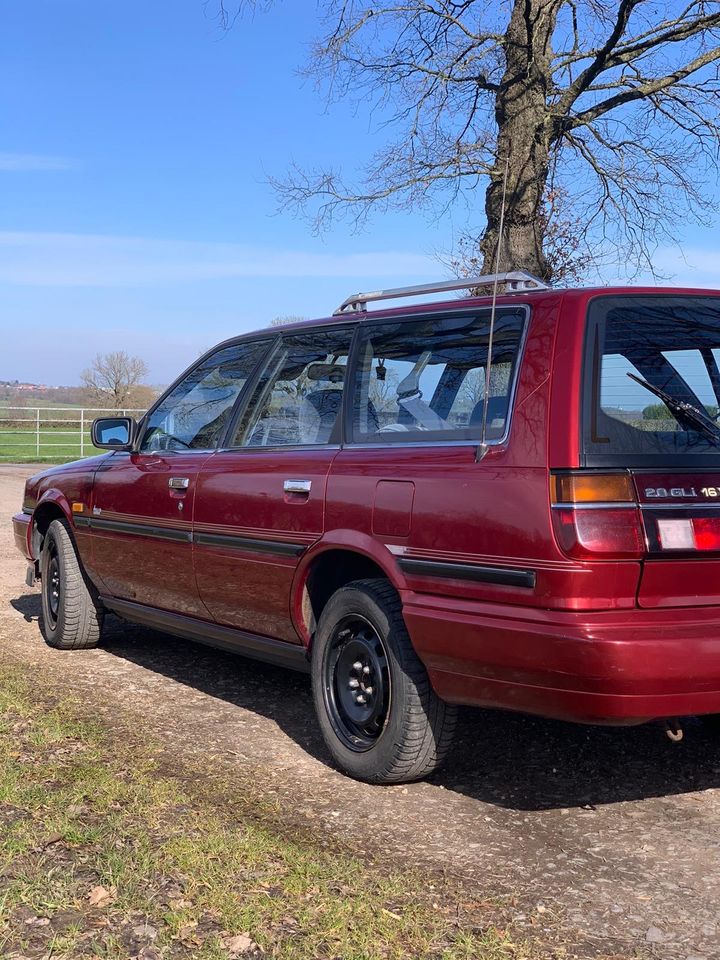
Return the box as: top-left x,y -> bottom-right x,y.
31,493 -> 73,559
291,532 -> 407,647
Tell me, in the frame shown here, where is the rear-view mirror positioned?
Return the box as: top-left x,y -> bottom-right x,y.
91,417 -> 136,450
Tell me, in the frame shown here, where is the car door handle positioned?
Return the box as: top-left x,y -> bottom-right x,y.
168,477 -> 190,490
284,479 -> 312,494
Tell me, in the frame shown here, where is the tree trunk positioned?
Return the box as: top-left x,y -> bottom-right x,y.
480,0 -> 559,282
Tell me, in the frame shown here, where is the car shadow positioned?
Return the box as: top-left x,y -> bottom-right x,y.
10,595 -> 39,622
10,592 -> 720,811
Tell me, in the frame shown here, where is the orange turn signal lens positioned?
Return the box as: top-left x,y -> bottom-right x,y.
71,502 -> 85,514
551,473 -> 635,504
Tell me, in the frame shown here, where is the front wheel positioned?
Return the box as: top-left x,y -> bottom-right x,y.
39,518 -> 104,650
311,578 -> 457,784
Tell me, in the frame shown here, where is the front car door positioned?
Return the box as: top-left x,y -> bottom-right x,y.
193,325 -> 354,642
89,338 -> 271,615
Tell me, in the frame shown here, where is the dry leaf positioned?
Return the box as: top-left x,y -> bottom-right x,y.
132,922 -> 158,940
87,885 -> 113,906
222,932 -> 255,956
137,948 -> 161,960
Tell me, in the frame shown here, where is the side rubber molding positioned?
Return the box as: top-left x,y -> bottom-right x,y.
397,558 -> 536,589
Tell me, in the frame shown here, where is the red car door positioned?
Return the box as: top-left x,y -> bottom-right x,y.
89,338 -> 271,615
193,448 -> 335,642
90,450 -> 211,615
193,326 -> 353,642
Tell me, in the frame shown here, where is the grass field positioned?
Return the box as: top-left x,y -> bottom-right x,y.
0,665 -> 530,960
0,404 -> 146,463
0,426 -> 94,463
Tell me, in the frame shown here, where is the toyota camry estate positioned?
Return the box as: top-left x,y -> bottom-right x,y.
13,273 -> 720,782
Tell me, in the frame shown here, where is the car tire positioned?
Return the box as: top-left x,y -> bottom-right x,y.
311,578 -> 457,784
39,518 -> 104,650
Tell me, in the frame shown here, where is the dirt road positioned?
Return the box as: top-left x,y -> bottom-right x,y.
2,467 -> 719,959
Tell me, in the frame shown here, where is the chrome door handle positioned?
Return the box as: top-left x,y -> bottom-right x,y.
169,477 -> 190,490
284,479 -> 312,494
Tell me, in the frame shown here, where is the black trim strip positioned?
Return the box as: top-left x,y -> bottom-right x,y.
101,597 -> 310,673
80,516 -> 191,543
398,557 -> 536,589
22,507 -> 33,517
194,531 -> 306,557
78,516 -> 307,556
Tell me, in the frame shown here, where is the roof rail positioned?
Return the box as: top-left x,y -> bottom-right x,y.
333,270 -> 549,315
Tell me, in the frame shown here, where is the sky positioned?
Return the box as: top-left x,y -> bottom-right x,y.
2,1 -> 720,387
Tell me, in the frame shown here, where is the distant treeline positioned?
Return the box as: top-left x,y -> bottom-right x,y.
0,384 -> 159,408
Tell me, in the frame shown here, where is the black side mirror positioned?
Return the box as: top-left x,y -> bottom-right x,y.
91,417 -> 137,451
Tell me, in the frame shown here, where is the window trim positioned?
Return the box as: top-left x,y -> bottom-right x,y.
134,336 -> 276,454
221,325 -> 358,452
342,304 -> 530,449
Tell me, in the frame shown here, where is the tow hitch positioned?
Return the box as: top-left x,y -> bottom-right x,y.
664,719 -> 684,742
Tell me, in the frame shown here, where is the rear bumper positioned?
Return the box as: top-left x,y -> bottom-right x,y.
12,512 -> 32,560
403,592 -> 720,723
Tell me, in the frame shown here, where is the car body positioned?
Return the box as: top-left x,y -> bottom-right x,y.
13,275 -> 720,781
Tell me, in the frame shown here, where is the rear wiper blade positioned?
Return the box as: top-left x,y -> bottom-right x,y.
627,372 -> 720,445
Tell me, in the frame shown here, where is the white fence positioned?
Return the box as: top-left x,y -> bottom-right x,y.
0,406 -> 146,462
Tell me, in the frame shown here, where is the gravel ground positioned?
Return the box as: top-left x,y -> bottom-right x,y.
2,468 -> 720,959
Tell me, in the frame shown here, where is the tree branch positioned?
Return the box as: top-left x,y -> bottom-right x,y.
569,44 -> 720,128
555,0 -> 643,113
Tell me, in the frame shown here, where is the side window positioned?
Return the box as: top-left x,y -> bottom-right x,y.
352,309 -> 526,443
230,328 -> 353,448
141,340 -> 270,452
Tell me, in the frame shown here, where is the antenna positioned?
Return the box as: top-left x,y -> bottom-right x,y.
477,155 -> 510,461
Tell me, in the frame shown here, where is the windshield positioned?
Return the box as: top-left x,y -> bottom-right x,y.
583,295 -> 720,465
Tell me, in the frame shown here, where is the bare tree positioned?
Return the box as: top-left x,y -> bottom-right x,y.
449,186 -> 593,284
228,1 -> 720,281
80,352 -> 149,409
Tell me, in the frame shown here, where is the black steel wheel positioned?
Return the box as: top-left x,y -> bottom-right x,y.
311,578 -> 457,784
46,543 -> 62,627
323,615 -> 391,752
39,518 -> 104,650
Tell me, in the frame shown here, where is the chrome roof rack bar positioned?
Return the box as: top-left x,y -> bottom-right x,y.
333,270 -> 549,315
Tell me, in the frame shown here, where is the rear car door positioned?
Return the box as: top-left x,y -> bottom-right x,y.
89,339 -> 270,615
193,325 -> 354,642
326,307 -> 535,605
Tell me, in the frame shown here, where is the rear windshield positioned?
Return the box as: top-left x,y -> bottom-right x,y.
584,295 -> 720,465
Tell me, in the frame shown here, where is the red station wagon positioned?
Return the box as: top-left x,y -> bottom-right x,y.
13,273 -> 720,782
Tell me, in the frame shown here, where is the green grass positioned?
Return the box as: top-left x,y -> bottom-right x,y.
0,426 -> 94,463
0,665 -> 531,960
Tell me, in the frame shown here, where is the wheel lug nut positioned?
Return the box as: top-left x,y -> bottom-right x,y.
348,679 -> 359,689
365,686 -> 373,695
362,665 -> 371,675
356,695 -> 366,704
352,661 -> 363,671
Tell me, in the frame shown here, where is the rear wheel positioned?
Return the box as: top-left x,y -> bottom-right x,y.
311,578 -> 457,783
39,519 -> 104,650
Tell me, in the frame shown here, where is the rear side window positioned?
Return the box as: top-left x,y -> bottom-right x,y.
351,309 -> 526,443
584,296 -> 720,462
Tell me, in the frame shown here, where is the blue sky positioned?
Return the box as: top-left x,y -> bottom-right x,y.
1,1 -> 719,386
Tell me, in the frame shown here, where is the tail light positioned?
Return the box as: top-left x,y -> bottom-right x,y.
656,516 -> 720,552
551,472 -> 645,560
